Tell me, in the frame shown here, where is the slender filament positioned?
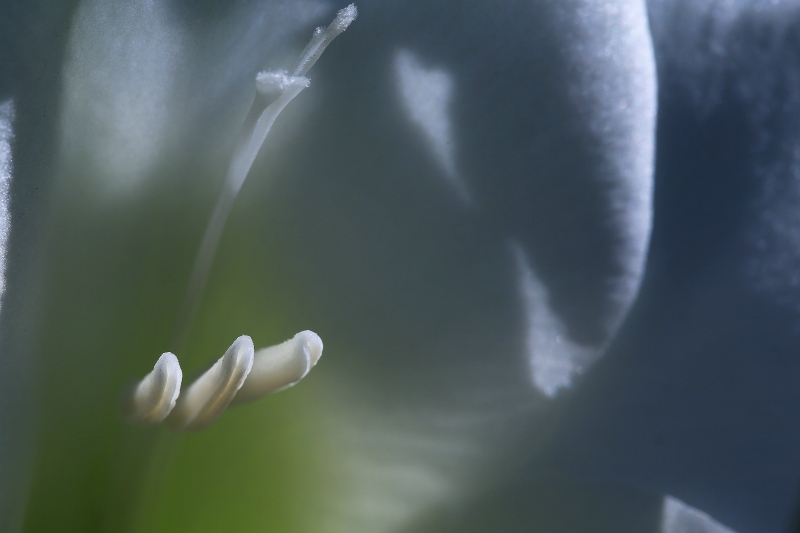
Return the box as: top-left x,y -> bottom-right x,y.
169,77 -> 309,353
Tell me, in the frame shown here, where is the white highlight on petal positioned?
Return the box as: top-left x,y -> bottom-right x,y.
570,0 -> 655,338
121,353 -> 183,425
231,330 -> 323,405
293,3 -> 358,76
395,50 -> 469,203
511,241 -> 599,398
0,100 -> 14,312
166,336 -> 254,431
60,0 -> 185,197
662,496 -> 738,533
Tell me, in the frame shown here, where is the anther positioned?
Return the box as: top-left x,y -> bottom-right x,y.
231,330 -> 323,405
121,352 -> 183,425
165,336 -> 254,431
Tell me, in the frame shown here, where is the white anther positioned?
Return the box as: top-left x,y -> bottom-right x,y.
231,330 -> 323,405
121,352 -> 183,425
292,4 -> 358,76
166,336 -> 254,431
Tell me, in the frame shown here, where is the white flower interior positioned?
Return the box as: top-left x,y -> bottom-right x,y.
122,4 -> 356,430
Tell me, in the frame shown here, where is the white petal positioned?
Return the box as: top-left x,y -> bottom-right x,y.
511,242 -> 599,397
395,50 -> 467,202
662,496 -> 738,533
59,0 -> 186,198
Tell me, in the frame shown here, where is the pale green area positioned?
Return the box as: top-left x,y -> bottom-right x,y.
146,390 -> 321,533
22,145 -> 325,532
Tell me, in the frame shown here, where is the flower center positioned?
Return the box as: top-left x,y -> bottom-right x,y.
121,4 -> 357,431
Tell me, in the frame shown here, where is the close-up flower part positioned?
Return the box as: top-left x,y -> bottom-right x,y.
5,0 -> 800,532
165,335 -> 254,431
124,4 -> 353,432
121,352 -> 183,425
0,100 -> 13,314
232,330 -> 324,405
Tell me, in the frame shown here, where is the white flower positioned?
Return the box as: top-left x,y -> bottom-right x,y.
2,0 -> 783,532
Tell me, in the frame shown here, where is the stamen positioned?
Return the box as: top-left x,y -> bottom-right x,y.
165,336 -> 254,431
121,353 -> 183,425
231,330 -> 323,405
293,4 -> 358,76
124,6 -> 355,430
